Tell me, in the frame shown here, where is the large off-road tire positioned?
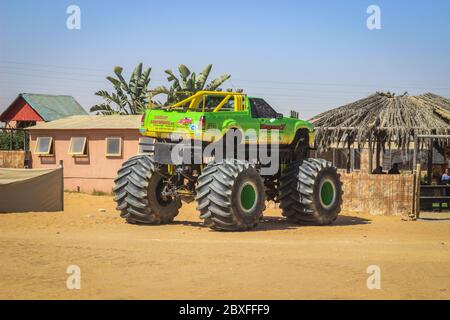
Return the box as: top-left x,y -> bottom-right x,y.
195,159 -> 266,231
113,155 -> 181,224
279,158 -> 343,225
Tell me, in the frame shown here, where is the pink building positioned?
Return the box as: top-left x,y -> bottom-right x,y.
28,115 -> 152,193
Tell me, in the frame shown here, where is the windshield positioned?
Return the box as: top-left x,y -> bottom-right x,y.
249,98 -> 278,118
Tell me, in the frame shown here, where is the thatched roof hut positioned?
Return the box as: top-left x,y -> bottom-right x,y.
418,93 -> 450,121
310,92 -> 450,152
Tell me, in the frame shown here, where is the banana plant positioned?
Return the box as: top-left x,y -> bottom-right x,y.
90,63 -> 151,115
150,64 -> 231,105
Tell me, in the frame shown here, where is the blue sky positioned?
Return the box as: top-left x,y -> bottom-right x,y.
1,0 -> 450,118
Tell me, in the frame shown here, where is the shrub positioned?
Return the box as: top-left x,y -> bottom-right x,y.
0,130 -> 26,150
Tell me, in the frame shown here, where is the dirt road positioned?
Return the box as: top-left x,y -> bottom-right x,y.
0,193 -> 449,299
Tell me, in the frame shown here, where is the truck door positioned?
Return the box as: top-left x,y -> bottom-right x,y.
248,97 -> 284,144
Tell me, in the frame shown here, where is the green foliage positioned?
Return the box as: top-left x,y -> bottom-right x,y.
90,63 -> 231,112
91,189 -> 112,196
90,63 -> 152,115
150,64 -> 231,105
0,130 -> 26,150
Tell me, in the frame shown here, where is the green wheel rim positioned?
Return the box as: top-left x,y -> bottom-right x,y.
320,179 -> 336,209
240,182 -> 257,213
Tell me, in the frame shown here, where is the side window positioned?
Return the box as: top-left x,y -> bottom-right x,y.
221,99 -> 234,111
35,137 -> 53,155
68,137 -> 88,156
204,96 -> 221,111
203,96 -> 234,112
106,137 -> 122,157
250,98 -> 278,118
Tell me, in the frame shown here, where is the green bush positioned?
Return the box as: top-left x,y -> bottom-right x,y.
0,130 -> 26,150
92,189 -> 112,196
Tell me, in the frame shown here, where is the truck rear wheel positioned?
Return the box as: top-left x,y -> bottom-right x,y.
195,159 -> 265,231
113,155 -> 181,224
279,159 -> 342,225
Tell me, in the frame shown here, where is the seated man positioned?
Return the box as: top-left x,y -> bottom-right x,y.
372,166 -> 384,174
388,163 -> 400,174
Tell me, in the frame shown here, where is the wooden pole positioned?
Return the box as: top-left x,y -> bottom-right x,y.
411,163 -> 421,220
413,133 -> 418,173
376,138 -> 381,169
427,139 -> 433,185
59,160 -> 64,211
23,129 -> 26,151
347,138 -> 351,173
352,148 -> 355,171
412,171 -> 416,220
368,138 -> 373,173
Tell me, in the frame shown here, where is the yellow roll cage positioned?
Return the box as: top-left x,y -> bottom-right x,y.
162,91 -> 247,112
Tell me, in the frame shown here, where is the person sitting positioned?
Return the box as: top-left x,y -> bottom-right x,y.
441,168 -> 450,196
388,163 -> 400,175
372,166 -> 384,174
442,168 -> 450,184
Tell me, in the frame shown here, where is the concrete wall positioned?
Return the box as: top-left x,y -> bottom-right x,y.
29,129 -> 141,193
0,150 -> 31,168
340,171 -> 414,216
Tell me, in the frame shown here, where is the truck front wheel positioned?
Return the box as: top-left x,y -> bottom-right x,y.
195,159 -> 266,231
279,158 -> 343,225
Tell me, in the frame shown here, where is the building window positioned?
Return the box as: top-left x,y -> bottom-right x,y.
34,137 -> 53,155
106,137 -> 122,156
68,137 -> 88,156
138,137 -> 154,155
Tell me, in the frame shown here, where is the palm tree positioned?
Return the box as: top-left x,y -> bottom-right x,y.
150,64 -> 231,105
91,63 -> 151,115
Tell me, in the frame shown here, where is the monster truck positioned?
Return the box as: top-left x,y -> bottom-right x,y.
114,91 -> 342,231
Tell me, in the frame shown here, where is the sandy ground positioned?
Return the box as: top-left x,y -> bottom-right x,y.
0,193 -> 449,300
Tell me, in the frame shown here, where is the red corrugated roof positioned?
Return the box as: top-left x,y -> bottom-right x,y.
0,96 -> 44,122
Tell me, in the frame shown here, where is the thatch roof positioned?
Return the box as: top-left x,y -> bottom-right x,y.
310,92 -> 450,151
418,93 -> 450,121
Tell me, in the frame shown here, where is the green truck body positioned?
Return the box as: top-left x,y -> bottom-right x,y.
140,92 -> 315,147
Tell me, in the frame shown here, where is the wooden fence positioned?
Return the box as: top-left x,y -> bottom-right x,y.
340,171 -> 415,217
0,150 -> 31,168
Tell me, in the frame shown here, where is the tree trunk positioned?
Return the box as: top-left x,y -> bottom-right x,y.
347,138 -> 351,173
427,138 -> 433,185
376,138 -> 381,170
